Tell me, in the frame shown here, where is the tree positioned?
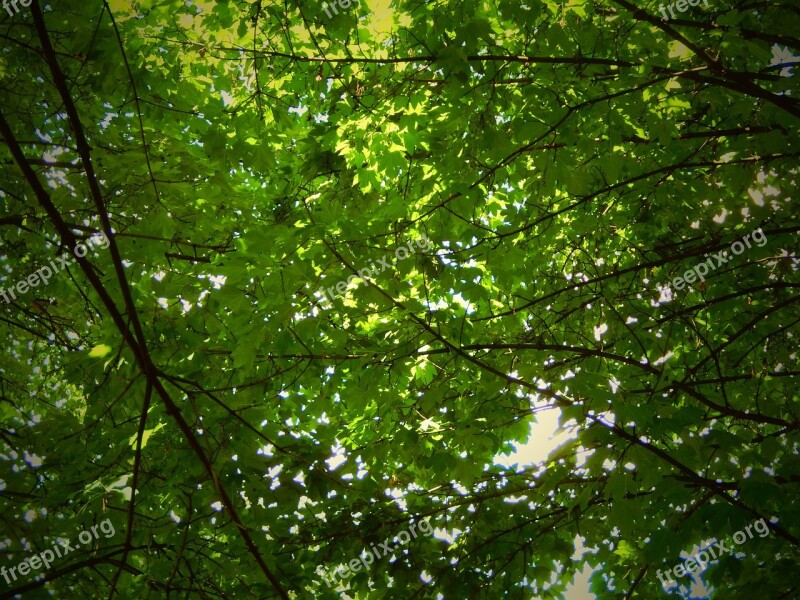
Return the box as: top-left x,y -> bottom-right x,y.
0,0 -> 798,597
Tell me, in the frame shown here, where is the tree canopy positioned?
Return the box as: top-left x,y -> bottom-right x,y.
1,0 -> 799,598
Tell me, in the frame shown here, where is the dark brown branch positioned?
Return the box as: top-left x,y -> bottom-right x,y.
108,382 -> 152,598
6,4 -> 293,597
102,1 -> 162,208
0,548 -> 145,599
610,0 -> 800,118
165,252 -> 210,264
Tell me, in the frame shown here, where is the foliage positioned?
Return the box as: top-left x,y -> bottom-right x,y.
0,0 -> 799,598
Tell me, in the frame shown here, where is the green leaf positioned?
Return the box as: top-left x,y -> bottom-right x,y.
88,344 -> 112,358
